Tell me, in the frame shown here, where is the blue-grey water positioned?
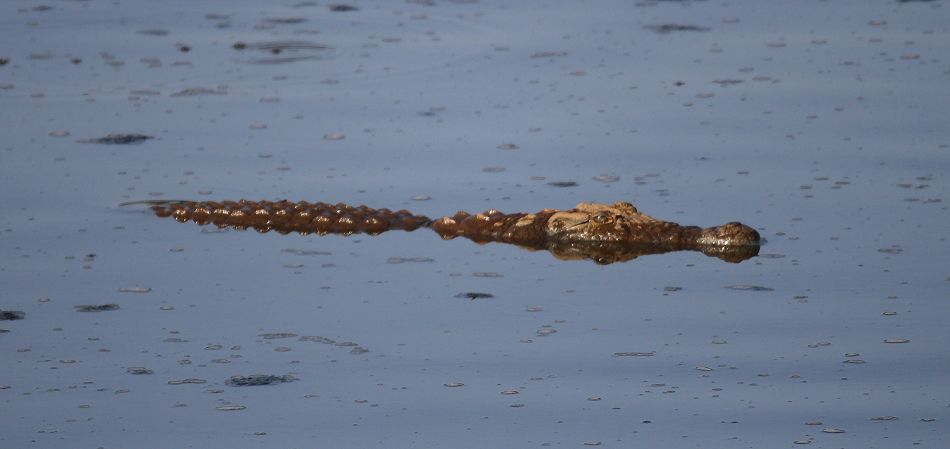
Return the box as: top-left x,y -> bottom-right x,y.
2,1 -> 949,448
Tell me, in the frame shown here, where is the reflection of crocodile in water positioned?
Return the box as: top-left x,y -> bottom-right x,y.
125,200 -> 761,264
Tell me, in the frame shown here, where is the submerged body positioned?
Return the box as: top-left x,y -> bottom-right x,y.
137,199 -> 760,263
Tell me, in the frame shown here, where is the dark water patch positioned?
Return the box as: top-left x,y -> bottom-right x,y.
0,58 -> 8,66
246,56 -> 321,64
137,29 -> 169,37
547,181 -> 578,187
645,24 -> 710,34
262,17 -> 308,24
170,87 -> 227,97
456,292 -> 494,300
126,366 -> 153,375
234,41 -> 327,52
877,245 -> 902,254
233,40 -> 329,64
712,79 -> 744,86
75,304 -> 120,312
299,335 -> 336,344
226,374 -> 295,386
282,248 -> 332,256
167,378 -> 206,385
79,134 -> 153,145
258,332 -> 298,339
613,351 -> 656,357
724,284 -> 774,291
388,256 -> 435,264
329,4 -> 359,11
1,310 -> 25,320
531,51 -> 567,59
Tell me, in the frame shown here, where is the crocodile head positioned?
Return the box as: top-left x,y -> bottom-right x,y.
545,201 -> 760,247
544,201 -> 668,243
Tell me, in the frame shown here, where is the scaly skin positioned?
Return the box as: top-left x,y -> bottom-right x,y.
133,199 -> 760,264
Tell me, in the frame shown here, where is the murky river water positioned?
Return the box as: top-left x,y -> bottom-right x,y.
2,1 -> 949,448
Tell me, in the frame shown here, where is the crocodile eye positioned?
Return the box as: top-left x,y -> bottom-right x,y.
592,213 -> 612,224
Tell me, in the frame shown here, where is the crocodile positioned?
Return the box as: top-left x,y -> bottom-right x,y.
128,199 -> 761,264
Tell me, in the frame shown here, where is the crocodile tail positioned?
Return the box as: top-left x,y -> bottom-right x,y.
145,200 -> 431,235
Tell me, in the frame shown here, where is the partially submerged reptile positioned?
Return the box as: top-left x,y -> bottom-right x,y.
127,199 -> 761,264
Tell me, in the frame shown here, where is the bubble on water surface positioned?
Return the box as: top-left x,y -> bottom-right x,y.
592,174 -> 620,183
216,404 -> 246,411
444,382 -> 464,387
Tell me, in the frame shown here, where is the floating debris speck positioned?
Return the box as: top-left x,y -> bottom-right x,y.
456,292 -> 493,300
226,374 -> 295,386
80,134 -> 153,145
0,310 -> 25,321
74,304 -> 120,312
